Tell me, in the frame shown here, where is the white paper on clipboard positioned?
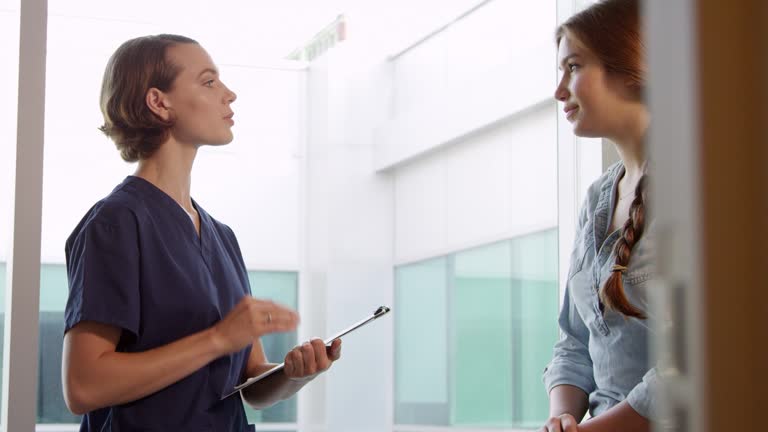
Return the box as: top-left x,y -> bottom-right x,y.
222,305 -> 391,399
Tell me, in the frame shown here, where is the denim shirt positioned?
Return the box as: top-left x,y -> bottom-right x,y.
543,162 -> 657,419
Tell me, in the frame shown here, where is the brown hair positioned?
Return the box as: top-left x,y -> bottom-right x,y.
603,175 -> 648,319
99,34 -> 198,162
558,0 -> 648,319
556,0 -> 645,100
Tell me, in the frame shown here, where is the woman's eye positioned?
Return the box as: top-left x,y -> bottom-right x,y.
568,63 -> 580,72
204,80 -> 215,87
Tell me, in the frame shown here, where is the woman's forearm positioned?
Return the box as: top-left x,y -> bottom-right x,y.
63,323 -> 226,415
578,400 -> 649,432
240,367 -> 314,409
240,338 -> 340,409
64,298 -> 300,415
549,384 -> 590,420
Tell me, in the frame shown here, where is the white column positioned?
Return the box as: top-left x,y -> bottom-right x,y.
2,0 -> 47,430
645,0 -> 703,430
304,46 -> 395,432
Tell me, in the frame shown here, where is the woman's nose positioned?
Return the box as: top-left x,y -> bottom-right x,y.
221,82 -> 237,104
554,80 -> 569,102
555,75 -> 568,102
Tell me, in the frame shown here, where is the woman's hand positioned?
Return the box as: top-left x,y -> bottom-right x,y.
211,297 -> 299,355
539,413 -> 580,432
284,338 -> 342,381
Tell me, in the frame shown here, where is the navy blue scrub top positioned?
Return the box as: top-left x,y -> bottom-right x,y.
64,176 -> 256,432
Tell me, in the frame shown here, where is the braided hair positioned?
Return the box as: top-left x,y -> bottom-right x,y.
601,175 -> 648,319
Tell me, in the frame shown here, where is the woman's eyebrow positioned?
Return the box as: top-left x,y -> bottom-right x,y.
559,53 -> 580,67
197,67 -> 219,79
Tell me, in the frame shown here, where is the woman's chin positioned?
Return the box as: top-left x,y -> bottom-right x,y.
572,122 -> 601,138
207,135 -> 235,146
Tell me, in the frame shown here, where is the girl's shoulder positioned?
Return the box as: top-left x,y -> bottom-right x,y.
579,161 -> 624,222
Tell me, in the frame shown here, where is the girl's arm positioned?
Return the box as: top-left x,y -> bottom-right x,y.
549,384 -> 589,420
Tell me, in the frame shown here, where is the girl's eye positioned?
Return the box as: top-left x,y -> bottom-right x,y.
204,80 -> 215,87
568,63 -> 580,72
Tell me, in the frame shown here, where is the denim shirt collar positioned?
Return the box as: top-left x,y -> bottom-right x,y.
592,163 -> 625,258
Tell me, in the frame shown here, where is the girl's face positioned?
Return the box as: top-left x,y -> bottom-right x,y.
555,34 -> 644,141
160,43 -> 237,147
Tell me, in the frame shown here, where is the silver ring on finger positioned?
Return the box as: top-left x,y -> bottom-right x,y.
266,312 -> 272,324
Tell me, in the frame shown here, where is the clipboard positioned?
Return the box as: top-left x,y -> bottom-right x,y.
222,305 -> 391,399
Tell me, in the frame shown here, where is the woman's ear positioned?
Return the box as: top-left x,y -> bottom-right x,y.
146,88 -> 172,121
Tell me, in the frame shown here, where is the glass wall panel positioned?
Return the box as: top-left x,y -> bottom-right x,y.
451,241 -> 513,426
244,271 -> 299,424
394,257 -> 449,425
37,264 -> 78,423
395,229 -> 559,428
509,229 -> 559,427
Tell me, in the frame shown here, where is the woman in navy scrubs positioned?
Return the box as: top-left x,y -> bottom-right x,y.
62,34 -> 341,431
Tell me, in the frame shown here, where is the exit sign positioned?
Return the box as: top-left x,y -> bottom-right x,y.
287,14 -> 346,62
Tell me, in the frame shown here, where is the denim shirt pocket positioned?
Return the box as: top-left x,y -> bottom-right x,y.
625,231 -> 656,282
567,266 -> 611,338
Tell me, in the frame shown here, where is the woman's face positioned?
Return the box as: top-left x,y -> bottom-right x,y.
555,34 -> 642,140
161,43 -> 237,147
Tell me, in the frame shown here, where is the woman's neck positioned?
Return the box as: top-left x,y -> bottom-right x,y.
134,140 -> 198,212
614,143 -> 646,181
611,107 -> 649,180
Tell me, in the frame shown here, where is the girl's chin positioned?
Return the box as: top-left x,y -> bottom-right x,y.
572,123 -> 601,139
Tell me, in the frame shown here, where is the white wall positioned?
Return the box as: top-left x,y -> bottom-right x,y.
374,0 -> 556,171
303,43 -> 395,432
394,104 -> 558,264
191,66 -> 303,270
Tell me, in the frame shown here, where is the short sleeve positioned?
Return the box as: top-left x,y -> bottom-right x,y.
64,205 -> 141,339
